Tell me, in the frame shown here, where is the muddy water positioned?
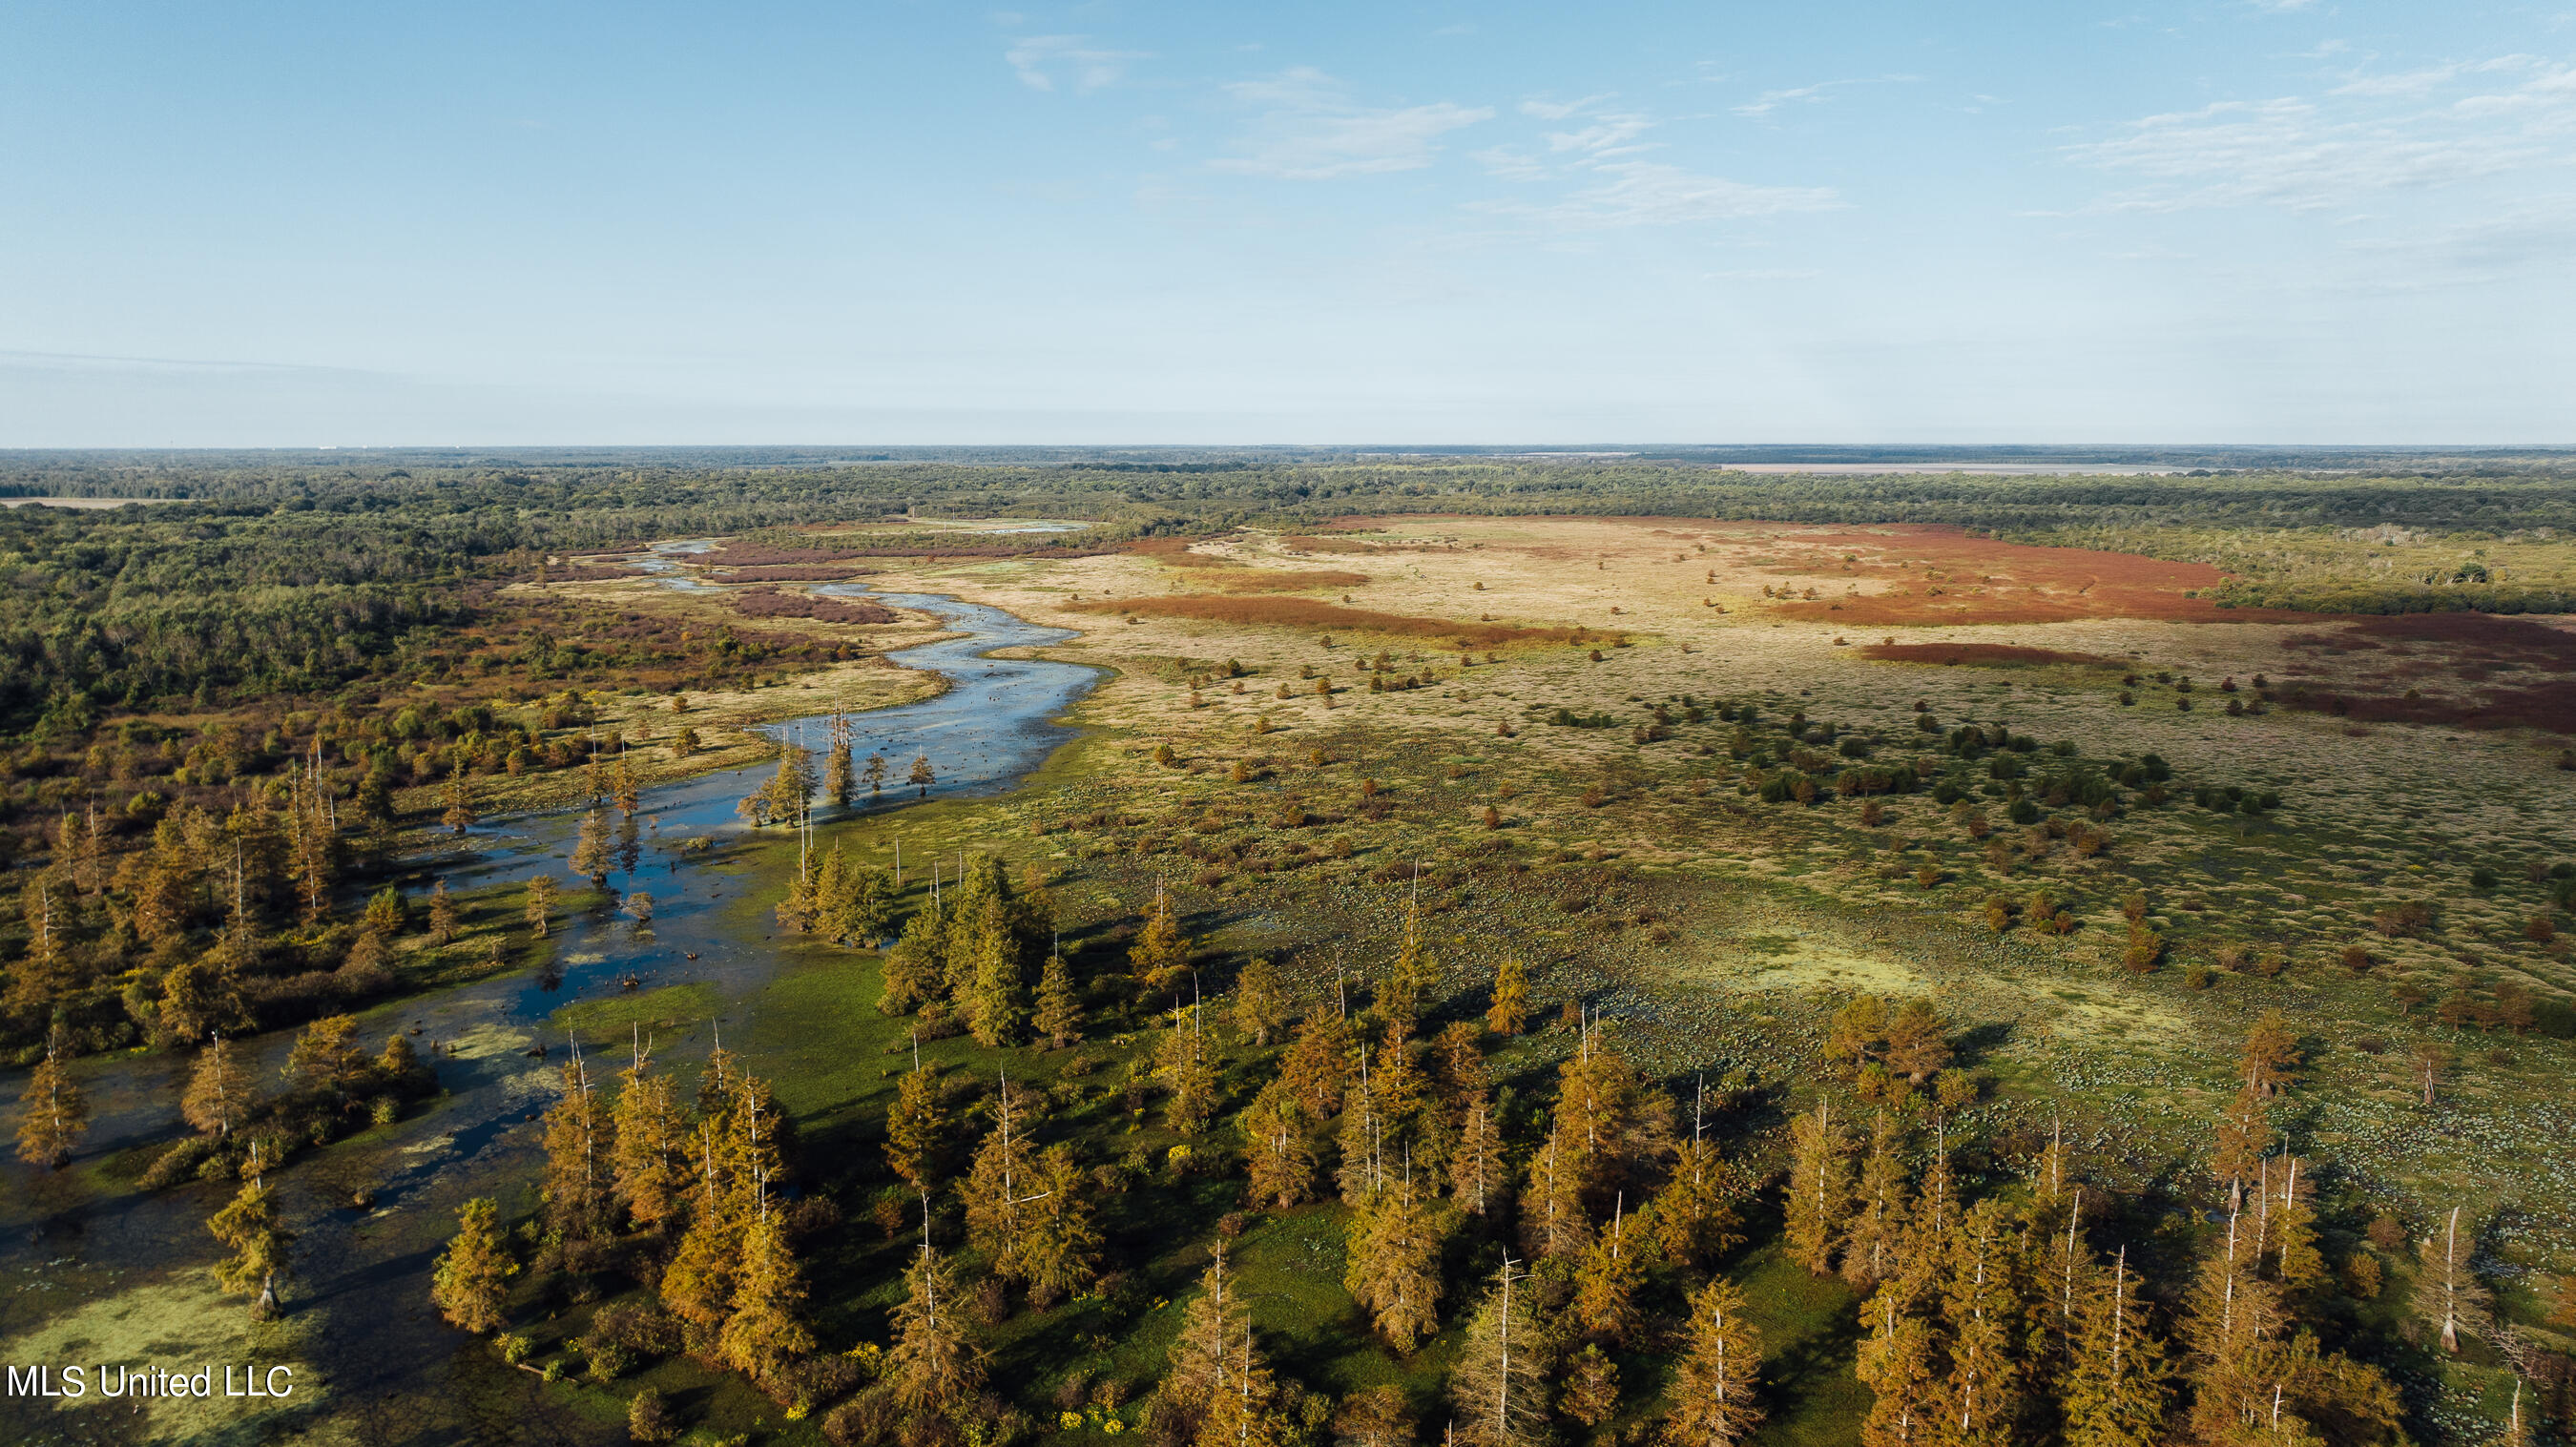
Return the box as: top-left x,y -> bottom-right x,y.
0,593 -> 1097,1446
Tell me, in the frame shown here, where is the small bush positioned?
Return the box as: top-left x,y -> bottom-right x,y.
628,1387 -> 676,1444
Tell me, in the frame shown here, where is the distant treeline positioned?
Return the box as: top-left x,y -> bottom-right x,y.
10,456 -> 2576,734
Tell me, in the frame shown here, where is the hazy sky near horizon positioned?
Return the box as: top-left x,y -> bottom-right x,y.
4,2 -> 2572,446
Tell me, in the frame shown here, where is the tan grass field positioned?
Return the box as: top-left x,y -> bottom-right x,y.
620,517 -> 2576,1243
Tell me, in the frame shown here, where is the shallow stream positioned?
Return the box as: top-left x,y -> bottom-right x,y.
0,591 -> 1098,1445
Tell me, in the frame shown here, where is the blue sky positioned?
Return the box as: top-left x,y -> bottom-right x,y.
3,2 -> 2570,445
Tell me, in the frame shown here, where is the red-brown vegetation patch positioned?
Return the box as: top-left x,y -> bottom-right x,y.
728,588 -> 900,626
532,565 -> 642,582
1758,525 -> 2309,626
1073,595 -> 1584,647
1858,643 -> 2119,669
2280,611 -> 2576,732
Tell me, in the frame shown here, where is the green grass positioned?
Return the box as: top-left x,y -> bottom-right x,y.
554,982 -> 722,1044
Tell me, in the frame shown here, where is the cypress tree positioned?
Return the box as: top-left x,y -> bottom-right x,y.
1197,1320 -> 1296,1447
427,879 -> 459,944
1016,1145 -> 1102,1301
209,1152 -> 294,1318
442,775 -> 478,836
157,951 -> 253,1047
541,1046 -> 614,1240
1649,1080 -> 1750,1268
964,1077 -> 1042,1280
1449,1256 -> 1554,1447
610,1042 -> 688,1231
1159,1015 -> 1220,1137
1381,896 -> 1432,1037
2058,1247 -> 2171,1447
1856,1281 -> 1938,1447
286,1013 -> 366,1115
1561,1343 -> 1620,1428
430,1197 -> 516,1333
1338,1042 -> 1387,1205
1233,955 -> 1291,1045
1278,1008 -> 1352,1119
1520,1129 -> 1592,1260
1240,1082 -> 1317,1209
2239,1009 -> 2302,1097
571,807 -> 613,889
1033,947 -> 1084,1048
882,893 -> 948,1014
2212,1081 -> 2270,1213
696,1043 -> 741,1120
181,1032 -> 251,1140
1937,1197 -> 2025,1447
524,872 -> 557,938
718,1197 -> 817,1391
1881,998 -> 1952,1083
1783,1099 -> 1855,1274
1841,1112 -> 1911,1289
1128,882 -> 1191,998
2272,1158 -> 2327,1292
1449,1091 -> 1505,1217
822,719 -> 855,808
16,1039 -> 87,1168
887,1232 -> 984,1419
1486,955 -> 1530,1035
1165,1244 -> 1251,1433
662,1124 -> 741,1330
1343,1169 -> 1447,1352
1901,1127 -> 1963,1285
963,903 -> 1028,1047
719,1071 -> 791,1202
885,1055 -> 951,1192
827,858 -> 895,944
1572,1196 -> 1647,1344
776,855 -> 819,934
1663,1275 -> 1765,1446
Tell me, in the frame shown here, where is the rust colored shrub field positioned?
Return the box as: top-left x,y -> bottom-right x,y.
1759,524 -> 2308,626
728,588 -> 900,625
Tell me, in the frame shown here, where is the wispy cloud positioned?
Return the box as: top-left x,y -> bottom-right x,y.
1006,34 -> 1151,93
2066,56 -> 2576,212
1543,114 -> 1655,155
1475,160 -> 1839,229
1519,94 -> 1613,121
1733,74 -> 1919,118
1470,145 -> 1551,182
1212,68 -> 1492,179
1465,94 -> 1837,229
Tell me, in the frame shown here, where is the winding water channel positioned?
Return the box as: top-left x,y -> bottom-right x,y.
0,592 -> 1099,1446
